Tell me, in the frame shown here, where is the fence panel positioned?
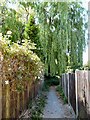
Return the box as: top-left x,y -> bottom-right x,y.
65,74 -> 68,98
76,70 -> 90,118
69,73 -> 76,113
61,70 -> 90,118
61,72 -> 76,114
87,71 -> 90,118
2,78 -> 44,119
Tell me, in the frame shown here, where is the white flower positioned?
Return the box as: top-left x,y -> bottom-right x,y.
5,80 -> 9,85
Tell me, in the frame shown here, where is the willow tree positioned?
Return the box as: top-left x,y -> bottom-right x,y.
2,1 -> 86,76
34,2 -> 86,76
68,2 -> 86,70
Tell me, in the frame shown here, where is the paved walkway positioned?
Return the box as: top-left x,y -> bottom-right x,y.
43,86 -> 76,119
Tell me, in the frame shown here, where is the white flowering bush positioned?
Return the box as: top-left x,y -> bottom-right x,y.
0,38 -> 44,91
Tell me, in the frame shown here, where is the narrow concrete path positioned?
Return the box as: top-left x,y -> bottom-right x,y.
43,86 -> 76,119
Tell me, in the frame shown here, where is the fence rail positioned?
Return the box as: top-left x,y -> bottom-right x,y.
61,70 -> 90,119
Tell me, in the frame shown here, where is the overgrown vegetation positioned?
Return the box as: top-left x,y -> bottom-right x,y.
44,76 -> 60,86
29,93 -> 47,120
0,1 -> 88,119
23,82 -> 48,120
34,2 -> 87,76
56,85 -> 68,104
42,81 -> 49,92
0,1 -> 87,77
0,38 -> 43,91
81,61 -> 90,70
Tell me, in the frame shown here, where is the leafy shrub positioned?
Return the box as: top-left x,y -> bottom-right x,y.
56,85 -> 68,104
28,92 -> 47,119
83,61 -> 90,70
42,82 -> 49,92
0,39 -> 44,91
44,76 -> 60,86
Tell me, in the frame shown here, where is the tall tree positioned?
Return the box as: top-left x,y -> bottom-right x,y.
34,2 -> 86,76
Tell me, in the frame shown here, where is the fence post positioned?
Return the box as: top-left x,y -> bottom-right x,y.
17,92 -> 20,117
75,70 -> 78,118
61,75 -> 62,88
22,91 -> 25,110
87,71 -> 90,116
0,74 -> 2,120
64,74 -> 66,97
5,80 -> 10,118
27,83 -> 30,100
0,51 -> 3,120
67,73 -> 70,104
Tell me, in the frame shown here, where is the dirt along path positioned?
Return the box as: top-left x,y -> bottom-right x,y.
43,86 -> 76,119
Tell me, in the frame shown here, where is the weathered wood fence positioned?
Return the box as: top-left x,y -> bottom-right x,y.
0,76 -> 44,119
61,70 -> 90,118
0,51 -> 3,120
0,41 -> 44,119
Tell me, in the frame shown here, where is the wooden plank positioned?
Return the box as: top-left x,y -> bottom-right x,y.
69,73 -> 76,113
66,74 -> 68,98
64,74 -> 66,97
0,51 -> 3,120
67,73 -> 70,104
5,81 -> 10,118
87,71 -> 90,117
76,70 -> 88,118
0,79 -> 2,120
75,70 -> 79,117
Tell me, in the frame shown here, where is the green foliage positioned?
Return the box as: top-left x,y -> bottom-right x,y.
56,85 -> 62,92
0,38 -> 44,91
24,14 -> 43,59
24,15 -> 39,44
0,1 -> 87,77
42,81 -> 49,92
28,90 -> 47,119
82,61 -> 90,70
56,85 -> 68,104
44,76 -> 60,86
34,2 -> 86,76
1,8 -> 24,43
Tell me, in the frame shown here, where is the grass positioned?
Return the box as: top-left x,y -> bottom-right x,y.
56,85 -> 68,104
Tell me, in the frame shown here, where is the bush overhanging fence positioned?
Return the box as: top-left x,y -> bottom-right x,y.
0,39 -> 44,119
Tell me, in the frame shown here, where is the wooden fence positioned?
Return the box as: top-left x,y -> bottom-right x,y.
0,76 -> 44,119
0,43 -> 44,119
61,73 -> 76,113
61,70 -> 90,119
0,51 -> 3,120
